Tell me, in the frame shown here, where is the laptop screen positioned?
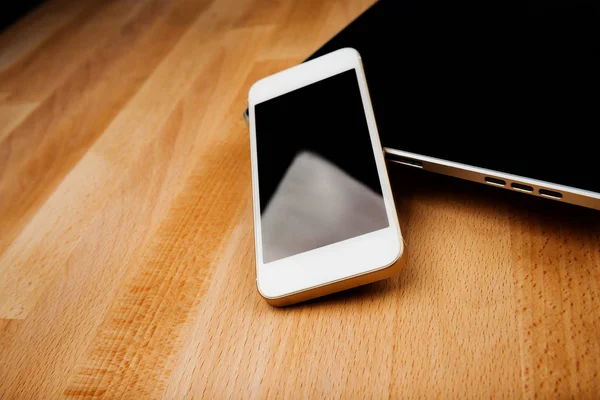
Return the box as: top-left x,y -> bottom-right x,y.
307,0 -> 600,193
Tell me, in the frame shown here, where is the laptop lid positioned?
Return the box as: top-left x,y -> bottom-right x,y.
299,0 -> 600,197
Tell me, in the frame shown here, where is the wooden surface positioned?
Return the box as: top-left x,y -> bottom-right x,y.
1,0 -> 599,398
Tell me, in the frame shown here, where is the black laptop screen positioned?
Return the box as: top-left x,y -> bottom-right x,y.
306,0 -> 600,193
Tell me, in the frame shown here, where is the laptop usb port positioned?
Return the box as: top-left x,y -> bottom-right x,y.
485,177 -> 506,187
511,182 -> 533,193
539,189 -> 562,199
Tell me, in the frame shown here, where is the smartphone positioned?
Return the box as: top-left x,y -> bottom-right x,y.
248,48 -> 405,306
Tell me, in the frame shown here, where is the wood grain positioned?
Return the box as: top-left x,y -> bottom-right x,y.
0,0 -> 599,398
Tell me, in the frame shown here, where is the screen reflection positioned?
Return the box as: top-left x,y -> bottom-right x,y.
254,69 -> 389,263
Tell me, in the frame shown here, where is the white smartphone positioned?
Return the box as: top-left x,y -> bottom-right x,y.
248,48 -> 405,306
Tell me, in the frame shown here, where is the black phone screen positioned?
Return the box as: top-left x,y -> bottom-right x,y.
254,69 -> 389,263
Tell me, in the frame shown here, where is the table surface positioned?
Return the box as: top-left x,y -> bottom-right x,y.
1,0 -> 599,398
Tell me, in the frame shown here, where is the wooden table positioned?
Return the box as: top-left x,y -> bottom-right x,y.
1,0 -> 599,398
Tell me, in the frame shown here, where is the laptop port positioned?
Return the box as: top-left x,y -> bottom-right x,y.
485,177 -> 506,187
539,189 -> 563,199
511,182 -> 533,193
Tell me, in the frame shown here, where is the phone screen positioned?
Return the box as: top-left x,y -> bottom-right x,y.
254,69 -> 389,264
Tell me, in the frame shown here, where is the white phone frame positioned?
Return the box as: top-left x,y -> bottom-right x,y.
248,48 -> 403,301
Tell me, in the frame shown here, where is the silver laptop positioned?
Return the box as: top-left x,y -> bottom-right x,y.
246,0 -> 600,210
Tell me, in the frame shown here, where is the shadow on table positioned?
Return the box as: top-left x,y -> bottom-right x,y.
0,0 -> 46,32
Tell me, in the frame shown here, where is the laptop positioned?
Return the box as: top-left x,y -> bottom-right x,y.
246,0 -> 600,210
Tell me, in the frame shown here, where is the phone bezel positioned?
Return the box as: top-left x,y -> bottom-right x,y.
248,48 -> 403,301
